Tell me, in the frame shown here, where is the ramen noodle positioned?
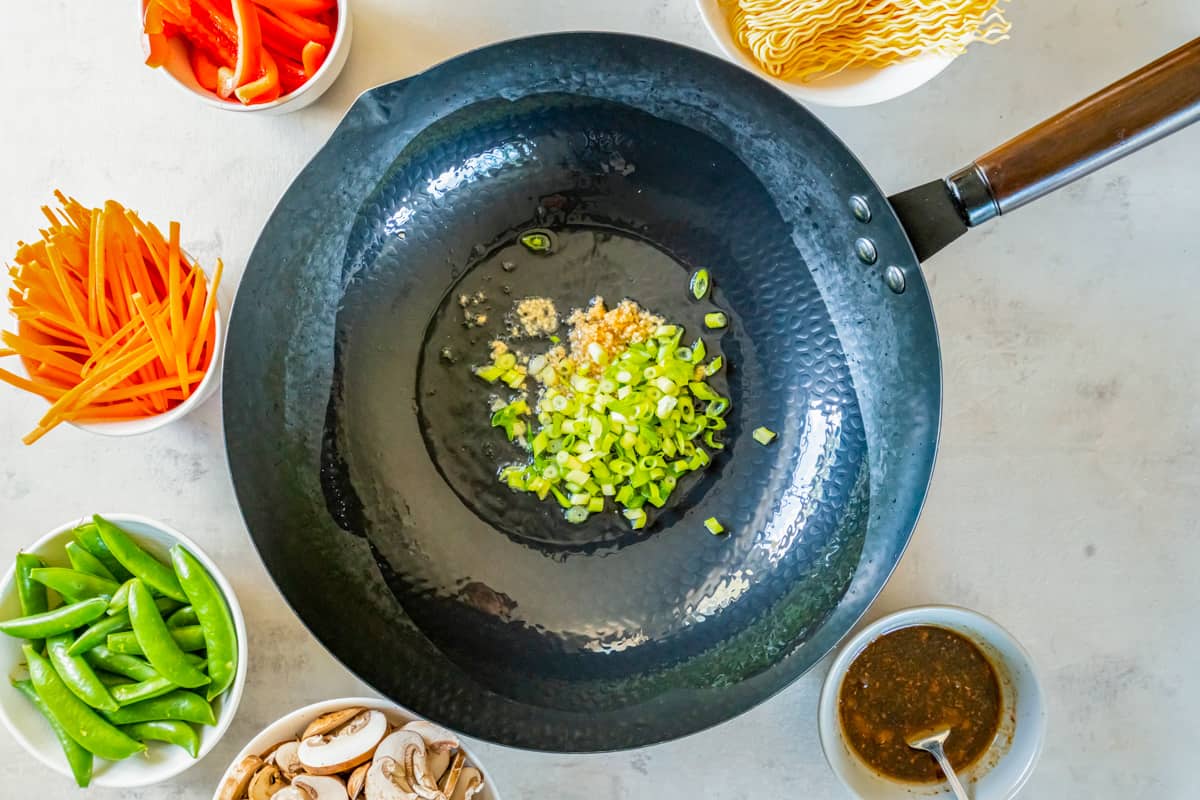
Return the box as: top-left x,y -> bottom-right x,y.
720,0 -> 1011,83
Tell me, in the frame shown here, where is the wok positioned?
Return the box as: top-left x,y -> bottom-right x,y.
224,33 -> 1200,750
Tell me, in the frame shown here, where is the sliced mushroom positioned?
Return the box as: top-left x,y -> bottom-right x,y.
396,732 -> 442,799
299,709 -> 388,775
260,738 -> 297,761
365,755 -> 418,800
365,731 -> 428,800
293,774 -> 351,800
273,789 -> 307,800
271,740 -> 304,781
438,752 -> 466,797
450,768 -> 483,800
303,707 -> 368,740
403,722 -> 458,781
347,761 -> 371,800
249,763 -> 287,800
218,755 -> 265,800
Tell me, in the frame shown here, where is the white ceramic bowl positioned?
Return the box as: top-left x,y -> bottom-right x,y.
0,514 -> 248,788
139,0 -> 353,114
214,697 -> 503,800
695,0 -> 955,107
818,606 -> 1046,799
2,262 -> 226,438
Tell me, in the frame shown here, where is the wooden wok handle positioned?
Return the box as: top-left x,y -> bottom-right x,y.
948,37 -> 1200,225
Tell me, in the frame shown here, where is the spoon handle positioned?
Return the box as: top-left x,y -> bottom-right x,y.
928,742 -> 971,800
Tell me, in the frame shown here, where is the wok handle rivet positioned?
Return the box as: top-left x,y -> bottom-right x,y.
849,195 -> 872,222
884,265 -> 907,294
854,237 -> 878,265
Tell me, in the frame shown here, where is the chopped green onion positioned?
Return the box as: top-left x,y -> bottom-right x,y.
474,364 -> 505,382
549,335 -> 561,344
521,232 -> 553,252
473,314 -> 731,528
704,312 -> 728,329
704,517 -> 726,535
705,355 -> 723,375
753,426 -> 777,445
690,269 -> 710,300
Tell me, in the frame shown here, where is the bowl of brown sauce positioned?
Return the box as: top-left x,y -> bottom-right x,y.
818,606 -> 1046,799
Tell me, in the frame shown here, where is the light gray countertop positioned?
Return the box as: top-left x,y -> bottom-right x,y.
2,1 -> 1197,797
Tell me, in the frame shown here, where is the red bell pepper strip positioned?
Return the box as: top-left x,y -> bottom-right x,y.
301,40 -> 326,77
256,8 -> 309,61
276,57 -> 307,94
157,0 -> 238,67
142,1 -> 170,67
144,1 -> 167,34
264,6 -> 331,43
189,45 -> 221,91
253,0 -> 335,14
218,0 -> 263,98
235,49 -> 280,103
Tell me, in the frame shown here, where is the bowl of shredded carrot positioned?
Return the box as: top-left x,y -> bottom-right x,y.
140,0 -> 352,113
1,192 -> 225,444
698,0 -> 1012,107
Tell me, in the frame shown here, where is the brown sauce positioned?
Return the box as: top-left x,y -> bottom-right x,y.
838,625 -> 1002,783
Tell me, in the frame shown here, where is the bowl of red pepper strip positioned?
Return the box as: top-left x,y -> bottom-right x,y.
140,0 -> 352,113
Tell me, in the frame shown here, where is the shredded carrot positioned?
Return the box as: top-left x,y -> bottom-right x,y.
0,193 -> 222,442
1,331 -> 84,375
0,368 -> 66,401
189,258 -> 222,370
91,209 -> 110,335
167,221 -> 192,395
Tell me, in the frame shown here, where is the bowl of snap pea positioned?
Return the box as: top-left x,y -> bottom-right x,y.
0,513 -> 247,788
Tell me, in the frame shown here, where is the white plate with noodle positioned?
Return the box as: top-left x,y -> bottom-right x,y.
697,0 -> 1010,107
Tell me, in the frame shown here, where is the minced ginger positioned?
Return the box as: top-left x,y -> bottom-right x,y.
568,298 -> 663,375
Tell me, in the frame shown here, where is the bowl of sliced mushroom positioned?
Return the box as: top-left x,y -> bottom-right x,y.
214,698 -> 499,800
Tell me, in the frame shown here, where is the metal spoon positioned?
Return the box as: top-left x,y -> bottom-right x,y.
907,728 -> 970,800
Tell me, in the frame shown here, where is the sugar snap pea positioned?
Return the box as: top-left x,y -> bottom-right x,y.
68,613 -> 131,656
0,598 -> 107,639
119,719 -> 201,758
102,689 -> 215,726
166,605 -> 198,628
83,645 -> 158,681
108,578 -> 167,616
84,644 -> 202,681
47,634 -> 119,712
93,516 -> 187,602
14,553 -> 49,649
13,679 -> 93,787
70,597 -> 180,656
95,670 -> 134,687
72,523 -> 132,582
170,545 -> 238,700
29,568 -> 120,602
15,553 -> 49,614
127,580 -> 208,688
111,673 -> 187,705
24,645 -> 145,760
108,625 -> 206,655
65,541 -> 117,581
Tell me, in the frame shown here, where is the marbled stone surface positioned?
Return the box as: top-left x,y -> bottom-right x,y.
2,1 -> 1197,797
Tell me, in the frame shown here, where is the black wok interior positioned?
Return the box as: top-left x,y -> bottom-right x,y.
224,34 -> 941,750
